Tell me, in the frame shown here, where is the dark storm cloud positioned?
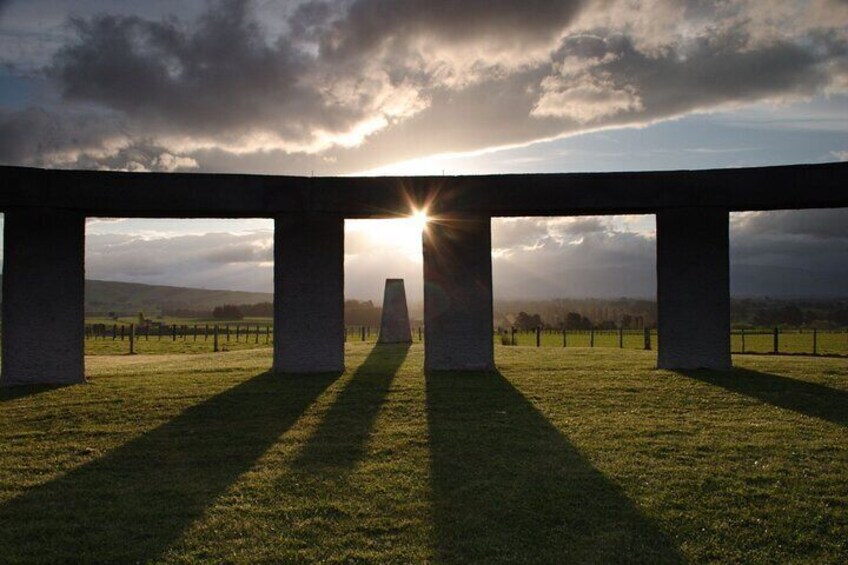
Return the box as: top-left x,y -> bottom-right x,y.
49,0 -> 323,137
1,0 -> 847,173
0,106 -> 125,165
297,0 -> 584,57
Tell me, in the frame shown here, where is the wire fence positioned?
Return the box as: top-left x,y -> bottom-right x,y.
496,327 -> 848,356
1,322 -> 842,357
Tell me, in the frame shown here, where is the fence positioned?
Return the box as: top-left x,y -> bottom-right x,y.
13,322 -> 840,357
730,328 -> 848,356
496,326 -> 848,356
81,323 -> 425,354
497,328 -> 655,350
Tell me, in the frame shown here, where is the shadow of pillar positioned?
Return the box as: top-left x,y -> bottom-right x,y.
426,370 -> 685,563
292,343 -> 410,470
676,367 -> 847,427
0,370 -> 341,563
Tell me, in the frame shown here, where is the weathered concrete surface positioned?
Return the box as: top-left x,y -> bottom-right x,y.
273,213 -> 344,373
0,162 -> 846,218
1,208 -> 85,385
378,279 -> 412,344
423,216 -> 495,371
657,207 -> 731,371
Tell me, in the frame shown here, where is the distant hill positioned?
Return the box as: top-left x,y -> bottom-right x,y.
0,276 -> 273,315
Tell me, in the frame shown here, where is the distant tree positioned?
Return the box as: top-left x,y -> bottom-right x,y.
830,308 -> 848,326
515,311 -> 543,331
212,304 -> 244,320
565,312 -> 592,330
345,299 -> 382,326
239,302 -> 273,317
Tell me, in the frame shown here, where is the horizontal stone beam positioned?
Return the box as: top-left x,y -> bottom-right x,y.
0,162 -> 846,218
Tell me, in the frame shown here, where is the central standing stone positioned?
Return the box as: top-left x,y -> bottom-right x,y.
378,279 -> 413,344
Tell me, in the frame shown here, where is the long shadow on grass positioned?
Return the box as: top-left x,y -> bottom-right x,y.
426,370 -> 685,564
293,343 -> 409,470
0,383 -> 76,402
679,367 -> 847,427
0,370 -> 340,563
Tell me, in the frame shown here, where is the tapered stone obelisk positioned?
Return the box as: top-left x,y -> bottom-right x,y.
378,279 -> 413,344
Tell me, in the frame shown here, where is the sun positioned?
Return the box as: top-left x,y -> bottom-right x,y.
410,208 -> 429,231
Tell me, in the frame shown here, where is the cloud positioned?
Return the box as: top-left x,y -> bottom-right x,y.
1,0 -> 845,171
85,230 -> 274,291
732,209 -> 848,240
72,209 -> 848,300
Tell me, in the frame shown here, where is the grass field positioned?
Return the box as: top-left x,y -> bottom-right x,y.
1,344 -> 846,563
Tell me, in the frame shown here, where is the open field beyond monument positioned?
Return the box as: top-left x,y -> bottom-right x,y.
1,344 -> 846,563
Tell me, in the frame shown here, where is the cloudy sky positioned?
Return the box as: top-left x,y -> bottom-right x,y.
1,0 -> 846,301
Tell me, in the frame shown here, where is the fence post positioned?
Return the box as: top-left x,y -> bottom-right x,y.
119,325 -> 125,341
618,327 -> 623,349
172,324 -> 177,341
644,328 -> 651,351
590,328 -> 595,348
193,324 -> 198,341
129,323 -> 135,355
536,326 -> 541,347
511,327 -> 517,346
773,327 -> 779,354
112,323 -> 117,340
562,328 -> 567,348
213,324 -> 219,352
813,328 -> 818,356
255,325 -> 260,344
741,328 -> 746,353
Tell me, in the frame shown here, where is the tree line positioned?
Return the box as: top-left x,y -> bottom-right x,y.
209,299 -> 383,324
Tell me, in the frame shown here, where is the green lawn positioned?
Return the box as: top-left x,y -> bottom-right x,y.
1,345 -> 845,563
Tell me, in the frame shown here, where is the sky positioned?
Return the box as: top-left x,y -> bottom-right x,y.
1,0 -> 846,302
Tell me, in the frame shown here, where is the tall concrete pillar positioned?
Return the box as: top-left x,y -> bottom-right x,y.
2,208 -> 85,386
423,215 -> 494,371
273,213 -> 344,373
656,207 -> 731,371
378,278 -> 412,344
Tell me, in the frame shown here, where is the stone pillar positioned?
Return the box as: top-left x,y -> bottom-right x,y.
2,208 -> 85,386
656,207 -> 731,371
273,213 -> 344,373
377,278 -> 412,344
423,215 -> 494,371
